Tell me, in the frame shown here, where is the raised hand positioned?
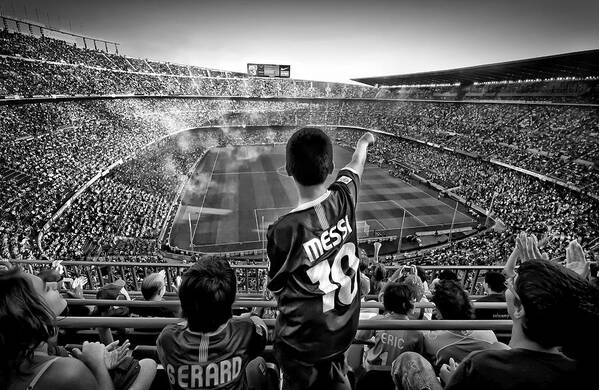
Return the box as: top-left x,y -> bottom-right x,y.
565,239 -> 590,278
359,132 -> 376,146
72,276 -> 88,290
51,260 -> 65,275
171,275 -> 182,293
516,232 -> 549,261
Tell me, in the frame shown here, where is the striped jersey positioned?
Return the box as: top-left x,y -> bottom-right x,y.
267,168 -> 362,363
156,316 -> 267,390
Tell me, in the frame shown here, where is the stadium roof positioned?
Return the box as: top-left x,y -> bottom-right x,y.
352,49 -> 599,87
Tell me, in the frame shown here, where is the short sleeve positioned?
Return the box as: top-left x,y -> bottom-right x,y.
331,167 -> 361,207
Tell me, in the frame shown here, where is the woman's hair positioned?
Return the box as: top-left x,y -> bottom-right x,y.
0,267 -> 56,381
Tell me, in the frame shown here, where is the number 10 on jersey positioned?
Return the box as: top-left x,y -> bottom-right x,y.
306,242 -> 360,312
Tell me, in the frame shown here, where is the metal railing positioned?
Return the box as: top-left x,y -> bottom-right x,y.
11,260 -> 503,295
55,316 -> 513,331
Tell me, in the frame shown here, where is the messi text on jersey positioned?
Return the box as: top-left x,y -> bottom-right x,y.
302,215 -> 353,263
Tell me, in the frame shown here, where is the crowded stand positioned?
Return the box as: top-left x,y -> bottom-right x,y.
336,128 -> 598,266
1,24 -> 599,390
0,29 -> 377,98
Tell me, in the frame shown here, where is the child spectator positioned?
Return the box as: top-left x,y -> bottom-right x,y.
267,128 -> 374,389
157,258 -> 269,390
356,283 -> 425,370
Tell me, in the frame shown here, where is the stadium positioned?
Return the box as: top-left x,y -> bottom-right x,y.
1,2 -> 598,390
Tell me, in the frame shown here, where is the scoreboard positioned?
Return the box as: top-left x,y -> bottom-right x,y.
247,63 -> 290,78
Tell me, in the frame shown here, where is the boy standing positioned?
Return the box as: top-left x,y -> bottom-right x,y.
267,128 -> 375,389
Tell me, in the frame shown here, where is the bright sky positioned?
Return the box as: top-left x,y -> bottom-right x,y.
2,0 -> 598,83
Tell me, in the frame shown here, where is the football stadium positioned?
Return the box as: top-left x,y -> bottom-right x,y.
1,1 -> 598,389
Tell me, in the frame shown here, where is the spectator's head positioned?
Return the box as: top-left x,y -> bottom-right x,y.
95,279 -> 129,316
383,283 -> 414,316
439,270 -> 458,281
141,271 -> 166,301
179,257 -> 236,332
373,264 -> 386,282
399,273 -> 425,301
484,271 -> 506,294
0,268 -> 58,380
508,261 -> 599,358
286,127 -> 333,186
431,280 -> 473,320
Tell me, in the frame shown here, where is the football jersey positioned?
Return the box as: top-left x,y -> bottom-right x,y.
267,168 -> 361,363
156,316 -> 267,390
362,313 -> 425,369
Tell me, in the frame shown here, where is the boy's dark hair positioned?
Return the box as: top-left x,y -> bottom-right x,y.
179,258 -> 236,332
373,264 -> 386,282
515,261 -> 599,359
286,127 -> 333,186
0,268 -> 56,381
484,271 -> 506,293
438,270 -> 458,281
432,280 -> 473,320
383,283 -> 414,315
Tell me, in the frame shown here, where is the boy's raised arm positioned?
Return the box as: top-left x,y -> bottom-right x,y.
343,132 -> 375,178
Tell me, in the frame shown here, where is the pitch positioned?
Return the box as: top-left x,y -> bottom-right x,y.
169,144 -> 476,253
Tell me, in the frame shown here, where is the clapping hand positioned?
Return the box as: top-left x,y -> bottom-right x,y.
565,239 -> 590,278
439,357 -> 459,385
71,276 -> 88,290
171,275 -> 182,293
515,232 -> 549,261
104,340 -> 131,370
71,341 -> 107,369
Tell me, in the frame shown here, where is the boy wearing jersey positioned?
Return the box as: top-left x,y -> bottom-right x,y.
267,127 -> 375,390
356,283 -> 425,370
157,258 -> 268,390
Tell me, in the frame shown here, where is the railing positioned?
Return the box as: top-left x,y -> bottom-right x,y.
11,260 -> 503,295
55,317 -> 513,331
65,299 -> 508,310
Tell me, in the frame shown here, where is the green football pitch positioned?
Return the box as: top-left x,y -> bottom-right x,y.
169,144 -> 476,253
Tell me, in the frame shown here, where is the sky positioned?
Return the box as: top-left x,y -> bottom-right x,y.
1,0 -> 598,83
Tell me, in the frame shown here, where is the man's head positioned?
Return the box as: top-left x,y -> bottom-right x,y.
179,257 -> 236,332
141,271 -> 166,301
286,127 -> 334,186
431,280 -> 473,320
507,260 -> 599,354
383,283 -> 415,315
484,271 -> 506,294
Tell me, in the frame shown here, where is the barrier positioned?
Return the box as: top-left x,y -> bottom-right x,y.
55,316 -> 513,331
11,260 -> 504,295
12,260 -> 503,293
65,299 -> 508,310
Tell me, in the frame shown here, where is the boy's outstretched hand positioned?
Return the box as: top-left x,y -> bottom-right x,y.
359,132 -> 376,146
